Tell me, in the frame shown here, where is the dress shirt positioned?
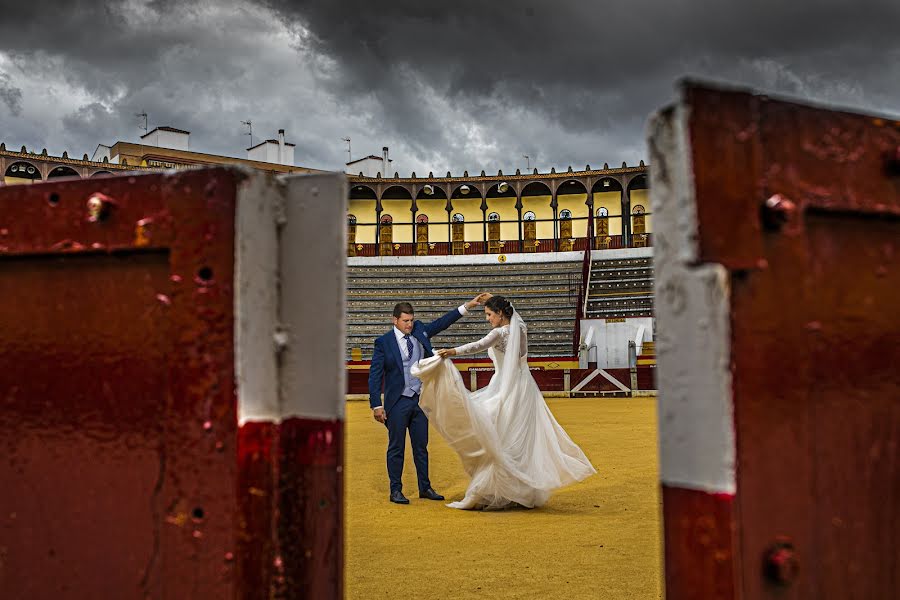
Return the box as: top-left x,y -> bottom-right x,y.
392,304 -> 469,359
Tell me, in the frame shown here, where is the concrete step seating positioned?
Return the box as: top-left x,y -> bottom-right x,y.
585,257 -> 654,319
347,261 -> 582,360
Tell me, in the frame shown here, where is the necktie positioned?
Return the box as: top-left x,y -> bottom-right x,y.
404,335 -> 413,358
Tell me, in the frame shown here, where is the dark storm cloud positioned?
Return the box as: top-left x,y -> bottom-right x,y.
0,72 -> 22,115
0,0 -> 897,175
263,0 -> 900,171
0,1 -> 347,167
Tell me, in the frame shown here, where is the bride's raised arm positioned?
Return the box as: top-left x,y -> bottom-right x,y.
438,327 -> 502,358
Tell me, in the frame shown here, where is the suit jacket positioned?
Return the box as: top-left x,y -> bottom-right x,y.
368,307 -> 464,413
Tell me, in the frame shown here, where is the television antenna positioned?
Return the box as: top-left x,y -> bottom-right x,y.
136,112 -> 148,135
241,120 -> 253,148
342,137 -> 351,163
523,154 -> 530,171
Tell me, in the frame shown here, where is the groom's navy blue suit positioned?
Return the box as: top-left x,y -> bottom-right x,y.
369,307 -> 465,494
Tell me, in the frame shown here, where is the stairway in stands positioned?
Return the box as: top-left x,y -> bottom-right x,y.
346,261 -> 583,360
584,254 -> 654,319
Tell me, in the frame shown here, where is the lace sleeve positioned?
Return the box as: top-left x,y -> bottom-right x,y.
452,328 -> 503,356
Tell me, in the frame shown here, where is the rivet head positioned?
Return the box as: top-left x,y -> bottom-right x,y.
763,539 -> 799,586
761,194 -> 797,231
87,193 -> 114,222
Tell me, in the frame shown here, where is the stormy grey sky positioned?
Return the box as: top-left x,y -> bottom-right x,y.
1,0 -> 898,175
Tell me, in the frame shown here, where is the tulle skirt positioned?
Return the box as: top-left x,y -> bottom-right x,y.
412,354 -> 596,510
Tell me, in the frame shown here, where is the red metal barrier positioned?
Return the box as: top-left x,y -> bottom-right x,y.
0,167 -> 347,599
650,81 -> 899,599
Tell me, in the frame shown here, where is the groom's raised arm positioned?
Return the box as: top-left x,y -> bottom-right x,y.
423,296 -> 479,339
368,339 -> 386,410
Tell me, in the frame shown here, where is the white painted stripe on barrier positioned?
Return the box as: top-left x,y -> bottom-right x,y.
235,173 -> 282,425
649,102 -> 736,494
281,173 -> 347,421
347,246 -> 652,267
236,172 -> 347,423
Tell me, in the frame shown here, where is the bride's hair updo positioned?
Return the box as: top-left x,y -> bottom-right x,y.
485,295 -> 514,319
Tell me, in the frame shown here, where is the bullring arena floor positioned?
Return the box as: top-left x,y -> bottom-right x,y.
344,397 -> 663,599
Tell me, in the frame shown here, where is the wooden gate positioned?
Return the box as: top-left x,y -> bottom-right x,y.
379,214 -> 393,256
415,214 -> 429,255
451,214 -> 465,255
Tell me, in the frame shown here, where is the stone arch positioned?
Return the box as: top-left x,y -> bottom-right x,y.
48,165 -> 80,179
5,161 -> 42,182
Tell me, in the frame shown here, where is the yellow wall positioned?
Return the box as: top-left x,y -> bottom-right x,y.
557,192 -> 589,239
348,199 -> 377,243
3,176 -> 36,185
449,198 -> 484,242
594,191 -> 623,235
415,198 -> 449,243
347,188 -> 644,246
520,195 -> 554,238
485,197 -> 518,241
380,199 -> 414,243
629,189 -> 652,234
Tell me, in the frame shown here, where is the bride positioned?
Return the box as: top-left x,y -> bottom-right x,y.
411,294 -> 596,510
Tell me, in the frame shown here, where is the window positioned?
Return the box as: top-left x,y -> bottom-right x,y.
523,211 -> 536,221
559,209 -> 572,219
632,205 -> 646,215
488,212 -> 500,222
416,214 -> 429,224
597,207 -> 609,217
347,214 -> 357,225
452,213 -> 465,222
380,214 -> 393,224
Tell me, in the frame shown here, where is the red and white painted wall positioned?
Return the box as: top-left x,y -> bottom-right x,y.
0,167 -> 347,599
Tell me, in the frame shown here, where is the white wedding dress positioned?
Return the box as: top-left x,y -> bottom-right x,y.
411,312 -> 596,510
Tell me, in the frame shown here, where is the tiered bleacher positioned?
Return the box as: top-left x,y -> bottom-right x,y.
584,255 -> 654,319
347,261 -> 583,360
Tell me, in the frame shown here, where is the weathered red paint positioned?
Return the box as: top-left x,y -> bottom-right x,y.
236,421 -> 277,599
662,486 -> 737,600
663,82 -> 899,599
1,168 -> 346,599
0,169 -> 242,598
277,417 -> 343,600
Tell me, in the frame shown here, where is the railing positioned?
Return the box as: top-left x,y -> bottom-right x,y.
572,210 -> 595,354
346,213 -> 654,257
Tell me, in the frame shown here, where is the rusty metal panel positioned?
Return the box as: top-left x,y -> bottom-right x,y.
0,169 -> 243,597
1,168 -> 348,598
652,81 -> 899,599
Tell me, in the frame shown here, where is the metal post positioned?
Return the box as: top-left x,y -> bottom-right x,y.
628,340 -> 638,394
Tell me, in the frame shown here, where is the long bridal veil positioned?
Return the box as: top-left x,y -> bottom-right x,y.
412,312 -> 596,509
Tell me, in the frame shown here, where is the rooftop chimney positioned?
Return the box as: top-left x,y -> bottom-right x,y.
247,128 -> 295,166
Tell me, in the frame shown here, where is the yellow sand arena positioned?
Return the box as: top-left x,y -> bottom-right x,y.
345,397 -> 662,599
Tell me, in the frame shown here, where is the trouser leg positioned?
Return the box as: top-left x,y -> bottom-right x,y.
385,398 -> 412,493
408,397 -> 431,492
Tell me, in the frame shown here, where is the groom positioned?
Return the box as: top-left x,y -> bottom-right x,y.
369,295 -> 483,504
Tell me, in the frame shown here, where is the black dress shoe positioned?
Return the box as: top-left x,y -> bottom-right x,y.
419,488 -> 445,501
390,490 -> 409,504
